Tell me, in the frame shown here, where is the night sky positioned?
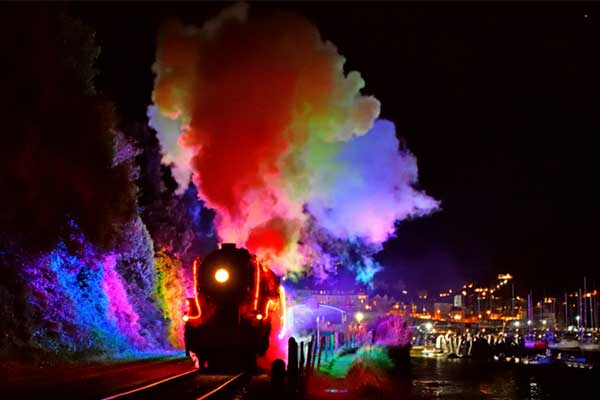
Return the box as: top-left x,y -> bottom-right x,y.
66,2 -> 600,294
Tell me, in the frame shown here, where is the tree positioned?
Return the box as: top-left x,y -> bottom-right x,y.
0,9 -> 136,253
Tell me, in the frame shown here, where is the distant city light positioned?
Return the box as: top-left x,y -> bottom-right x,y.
514,321 -> 521,327
527,320 -> 532,326
542,320 -> 547,325
425,322 -> 433,330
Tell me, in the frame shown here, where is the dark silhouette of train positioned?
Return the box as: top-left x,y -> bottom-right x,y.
183,243 -> 284,370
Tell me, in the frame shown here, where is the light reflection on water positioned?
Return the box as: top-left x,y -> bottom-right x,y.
407,357 -> 596,399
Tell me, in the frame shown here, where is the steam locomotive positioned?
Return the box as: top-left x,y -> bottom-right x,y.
183,243 -> 285,369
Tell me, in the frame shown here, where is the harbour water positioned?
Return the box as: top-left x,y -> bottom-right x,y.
407,357 -> 596,399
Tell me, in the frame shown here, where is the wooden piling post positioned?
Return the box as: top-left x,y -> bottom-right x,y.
313,334 -> 319,371
299,340 -> 305,379
288,337 -> 298,394
271,358 -> 286,394
317,335 -> 325,371
306,336 -> 314,376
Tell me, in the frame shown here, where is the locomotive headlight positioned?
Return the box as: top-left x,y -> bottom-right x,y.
214,268 -> 229,283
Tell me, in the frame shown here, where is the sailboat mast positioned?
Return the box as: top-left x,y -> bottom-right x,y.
584,277 -> 587,328
564,292 -> 568,328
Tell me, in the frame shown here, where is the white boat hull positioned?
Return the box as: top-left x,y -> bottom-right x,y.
549,340 -> 580,351
580,343 -> 600,352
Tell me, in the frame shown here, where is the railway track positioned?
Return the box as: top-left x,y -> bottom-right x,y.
101,370 -> 248,400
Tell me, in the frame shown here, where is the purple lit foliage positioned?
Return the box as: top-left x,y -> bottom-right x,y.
18,221 -> 181,357
126,121 -> 218,264
0,10 -> 137,254
23,233 -> 135,355
300,217 -> 383,287
114,217 -> 170,350
0,11 -> 220,361
372,314 -> 411,347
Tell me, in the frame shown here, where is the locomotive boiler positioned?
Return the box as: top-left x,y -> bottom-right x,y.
183,243 -> 285,369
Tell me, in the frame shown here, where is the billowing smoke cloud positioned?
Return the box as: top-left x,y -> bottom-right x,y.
307,120 -> 439,244
150,3 -> 438,280
147,106 -> 194,190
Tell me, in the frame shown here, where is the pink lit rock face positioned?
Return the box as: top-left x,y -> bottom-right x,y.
13,223 -> 186,358
102,255 -> 146,349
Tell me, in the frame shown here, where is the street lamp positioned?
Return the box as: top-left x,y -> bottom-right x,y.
355,312 -> 364,323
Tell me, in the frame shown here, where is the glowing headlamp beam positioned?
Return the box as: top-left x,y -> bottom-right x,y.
188,259 -> 202,320
278,286 -> 287,340
265,299 -> 274,319
254,263 -> 261,310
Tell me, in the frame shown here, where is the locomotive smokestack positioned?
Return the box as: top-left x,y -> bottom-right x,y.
220,243 -> 237,250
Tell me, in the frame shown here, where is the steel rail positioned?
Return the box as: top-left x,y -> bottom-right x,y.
196,372 -> 245,400
101,368 -> 199,399
100,370 -> 246,400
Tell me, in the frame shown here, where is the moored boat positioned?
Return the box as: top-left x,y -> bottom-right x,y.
580,342 -> 600,352
524,336 -> 548,350
522,354 -> 552,365
548,339 -> 580,351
